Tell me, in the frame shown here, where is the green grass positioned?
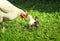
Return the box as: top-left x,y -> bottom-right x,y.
0,1 -> 60,41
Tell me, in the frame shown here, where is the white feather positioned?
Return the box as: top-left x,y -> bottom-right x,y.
28,15 -> 35,25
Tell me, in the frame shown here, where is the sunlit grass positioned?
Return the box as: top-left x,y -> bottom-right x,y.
0,1 -> 60,41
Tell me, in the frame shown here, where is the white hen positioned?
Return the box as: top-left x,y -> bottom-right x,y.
0,0 -> 27,22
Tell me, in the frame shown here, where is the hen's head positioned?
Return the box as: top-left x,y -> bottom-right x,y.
20,11 -> 28,18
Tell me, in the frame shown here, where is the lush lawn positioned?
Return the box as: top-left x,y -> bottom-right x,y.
0,1 -> 60,41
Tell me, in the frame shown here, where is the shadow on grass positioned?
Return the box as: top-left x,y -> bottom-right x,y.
22,24 -> 39,32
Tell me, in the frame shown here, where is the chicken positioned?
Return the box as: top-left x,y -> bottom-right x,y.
0,0 -> 28,22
